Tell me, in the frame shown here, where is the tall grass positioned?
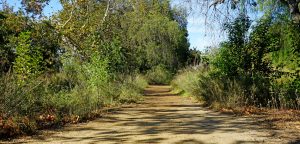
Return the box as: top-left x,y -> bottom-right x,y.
118,75 -> 148,103
171,68 -> 201,97
172,67 -> 300,110
0,58 -> 148,137
172,68 -> 246,108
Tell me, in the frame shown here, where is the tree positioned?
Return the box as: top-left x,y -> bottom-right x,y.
213,14 -> 251,77
198,0 -> 300,23
13,31 -> 42,82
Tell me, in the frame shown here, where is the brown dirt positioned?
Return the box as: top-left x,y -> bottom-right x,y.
3,85 -> 299,144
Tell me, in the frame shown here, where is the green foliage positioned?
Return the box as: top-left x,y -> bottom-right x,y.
174,12 -> 299,110
13,31 -> 43,83
0,0 -> 193,137
210,13 -> 300,108
49,53 -> 110,116
55,0 -> 189,73
0,55 -> 148,136
187,48 -> 202,66
118,75 -> 148,103
146,65 -> 173,85
172,68 -> 201,96
31,21 -> 62,71
266,20 -> 300,73
172,67 -> 247,108
133,13 -> 188,69
213,14 -> 252,77
0,10 -> 61,75
96,38 -> 126,73
213,43 -> 241,77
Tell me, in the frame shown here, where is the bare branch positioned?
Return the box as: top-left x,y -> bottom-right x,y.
209,0 -> 225,8
61,5 -> 75,28
102,0 -> 112,25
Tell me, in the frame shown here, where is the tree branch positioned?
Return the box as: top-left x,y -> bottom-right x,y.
102,0 -> 112,25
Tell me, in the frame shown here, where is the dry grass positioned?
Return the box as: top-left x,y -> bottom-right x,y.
201,103 -> 300,142
215,105 -> 300,126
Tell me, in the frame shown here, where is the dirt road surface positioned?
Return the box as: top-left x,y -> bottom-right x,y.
8,85 -> 292,144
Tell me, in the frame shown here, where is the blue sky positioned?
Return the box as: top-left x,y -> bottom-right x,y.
5,0 -> 225,51
6,0 -> 62,16
187,15 -> 226,51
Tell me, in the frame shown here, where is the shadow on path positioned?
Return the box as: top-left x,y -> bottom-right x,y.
13,85 -> 286,144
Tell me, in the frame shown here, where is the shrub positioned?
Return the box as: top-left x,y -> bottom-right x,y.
132,74 -> 148,89
270,75 -> 300,109
146,65 -> 173,85
11,32 -> 43,84
118,74 -> 148,103
173,67 -> 247,108
0,54 -> 148,137
173,66 -> 300,110
172,68 -> 201,96
198,75 -> 246,108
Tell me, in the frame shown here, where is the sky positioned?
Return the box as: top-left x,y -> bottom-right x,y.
4,0 -> 225,51
6,0 -> 63,16
187,15 -> 225,51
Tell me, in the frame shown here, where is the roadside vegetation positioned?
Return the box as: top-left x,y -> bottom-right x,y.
0,0 -> 189,137
173,13 -> 300,110
0,0 -> 299,140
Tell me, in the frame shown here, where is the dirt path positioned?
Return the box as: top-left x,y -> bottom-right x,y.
9,85 -> 290,144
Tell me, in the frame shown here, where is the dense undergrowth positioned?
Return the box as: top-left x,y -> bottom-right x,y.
173,66 -> 300,110
0,58 -> 148,138
146,65 -> 173,85
173,13 -> 300,110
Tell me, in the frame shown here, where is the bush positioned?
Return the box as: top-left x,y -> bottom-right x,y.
199,76 -> 247,108
0,55 -> 148,137
172,68 -> 202,96
173,66 -> 300,110
270,75 -> 300,109
146,65 -> 173,85
172,67 -> 246,108
118,75 -> 148,103
0,73 -> 54,137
